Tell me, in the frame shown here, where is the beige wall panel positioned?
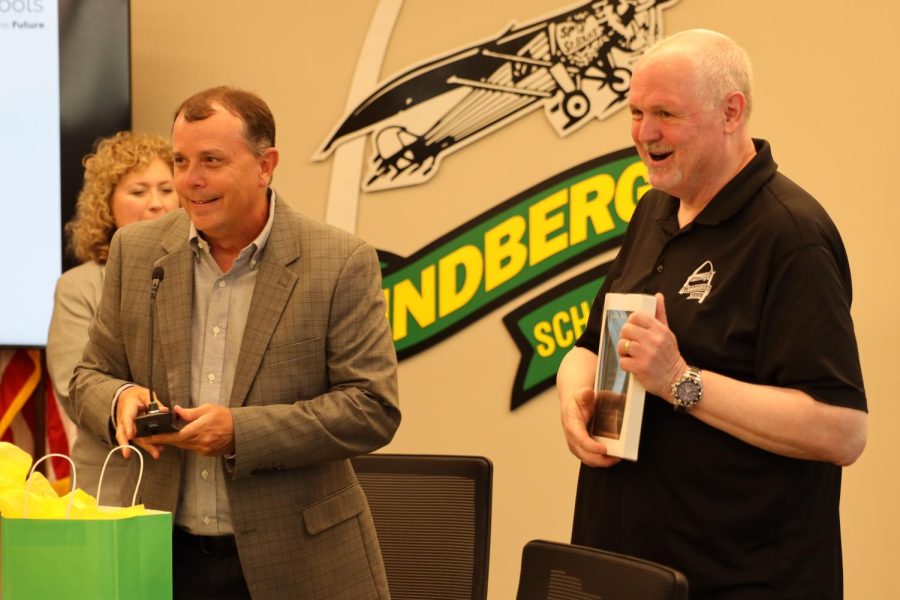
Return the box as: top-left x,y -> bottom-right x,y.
132,1 -> 898,597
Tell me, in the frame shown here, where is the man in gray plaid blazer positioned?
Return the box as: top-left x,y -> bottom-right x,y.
70,87 -> 400,599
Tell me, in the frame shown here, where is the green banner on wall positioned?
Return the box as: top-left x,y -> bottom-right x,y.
381,148 -> 648,360
503,264 -> 609,409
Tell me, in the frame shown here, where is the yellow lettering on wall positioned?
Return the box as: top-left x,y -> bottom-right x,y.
383,160 -> 641,344
383,288 -> 391,321
533,321 -> 555,358
529,189 -> 569,266
484,215 -> 527,292
569,173 -> 616,245
615,161 -> 650,223
391,265 -> 436,341
438,245 -> 483,318
551,310 -> 574,347
532,300 -> 593,359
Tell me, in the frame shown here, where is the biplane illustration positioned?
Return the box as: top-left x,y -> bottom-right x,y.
314,0 -> 678,191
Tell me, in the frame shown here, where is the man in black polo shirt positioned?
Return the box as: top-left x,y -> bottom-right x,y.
556,29 -> 867,599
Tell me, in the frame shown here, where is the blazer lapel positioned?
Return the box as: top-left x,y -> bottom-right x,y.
154,218 -> 194,409
229,199 -> 299,408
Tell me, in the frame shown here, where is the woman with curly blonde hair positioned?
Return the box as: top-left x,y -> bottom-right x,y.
66,131 -> 177,263
47,131 -> 179,502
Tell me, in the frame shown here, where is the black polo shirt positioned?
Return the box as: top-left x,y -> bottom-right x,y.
572,139 -> 866,599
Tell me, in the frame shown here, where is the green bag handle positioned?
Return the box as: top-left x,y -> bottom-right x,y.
24,453 -> 76,519
96,444 -> 144,508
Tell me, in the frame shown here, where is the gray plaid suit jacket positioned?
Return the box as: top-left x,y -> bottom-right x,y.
70,196 -> 400,599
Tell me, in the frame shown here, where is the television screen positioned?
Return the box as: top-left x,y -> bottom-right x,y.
0,0 -> 130,347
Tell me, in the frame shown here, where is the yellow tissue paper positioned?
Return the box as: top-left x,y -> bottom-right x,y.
0,488 -> 26,518
25,470 -> 58,498
0,441 -> 32,488
0,441 -> 150,519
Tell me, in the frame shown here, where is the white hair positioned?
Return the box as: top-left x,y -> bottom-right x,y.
636,29 -> 754,116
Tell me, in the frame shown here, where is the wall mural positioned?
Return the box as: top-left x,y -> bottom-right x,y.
316,0 -> 677,191
317,0 -> 679,410
379,150 -> 649,408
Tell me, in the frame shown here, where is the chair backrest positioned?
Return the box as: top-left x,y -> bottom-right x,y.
516,539 -> 689,600
351,453 -> 493,600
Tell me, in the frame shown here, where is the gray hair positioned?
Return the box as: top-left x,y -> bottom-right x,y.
636,29 -> 754,116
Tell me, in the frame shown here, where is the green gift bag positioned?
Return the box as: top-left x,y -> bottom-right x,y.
1,448 -> 173,600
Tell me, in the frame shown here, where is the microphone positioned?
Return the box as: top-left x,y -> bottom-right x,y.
147,267 -> 164,412
135,266 -> 181,437
150,266 -> 164,296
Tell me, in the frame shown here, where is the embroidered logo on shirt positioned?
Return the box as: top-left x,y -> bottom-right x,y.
678,260 -> 715,304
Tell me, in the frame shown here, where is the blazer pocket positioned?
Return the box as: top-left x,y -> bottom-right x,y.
302,483 -> 366,536
261,337 -> 322,369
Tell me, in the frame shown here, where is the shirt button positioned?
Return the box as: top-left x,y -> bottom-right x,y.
203,515 -> 211,525
208,373 -> 216,382
656,265 -> 664,273
212,326 -> 221,336
201,469 -> 209,480
218,280 -> 226,288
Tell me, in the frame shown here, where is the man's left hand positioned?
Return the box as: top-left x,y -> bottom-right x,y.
618,293 -> 687,401
145,404 -> 235,457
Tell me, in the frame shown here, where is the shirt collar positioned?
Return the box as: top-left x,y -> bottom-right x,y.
189,188 -> 277,268
650,139 -> 778,229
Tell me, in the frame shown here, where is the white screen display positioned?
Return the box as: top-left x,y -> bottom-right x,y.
0,1 -> 61,347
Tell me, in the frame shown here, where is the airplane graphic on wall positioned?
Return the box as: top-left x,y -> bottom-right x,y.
315,0 -> 678,191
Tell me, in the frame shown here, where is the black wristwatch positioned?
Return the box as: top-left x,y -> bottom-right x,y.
671,366 -> 702,412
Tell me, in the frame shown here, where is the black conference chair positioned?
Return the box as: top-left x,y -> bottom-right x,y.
515,539 -> 689,600
351,453 -> 492,600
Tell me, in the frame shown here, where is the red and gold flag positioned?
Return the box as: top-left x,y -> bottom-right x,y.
0,349 -> 72,494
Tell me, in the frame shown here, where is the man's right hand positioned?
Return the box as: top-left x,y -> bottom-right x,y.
560,387 -> 621,468
115,386 -> 168,459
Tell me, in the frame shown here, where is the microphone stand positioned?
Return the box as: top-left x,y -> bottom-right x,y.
134,267 -> 181,437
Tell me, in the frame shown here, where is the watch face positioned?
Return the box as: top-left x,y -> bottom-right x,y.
677,380 -> 701,403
